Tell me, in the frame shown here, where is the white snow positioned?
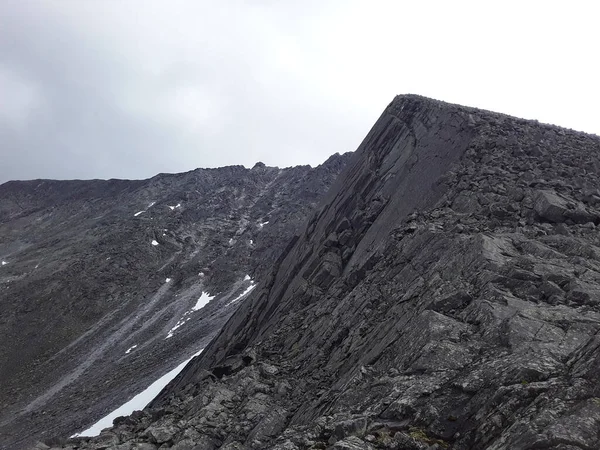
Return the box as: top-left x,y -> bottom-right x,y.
192,292 -> 215,311
168,204 -> 181,211
134,211 -> 145,217
244,274 -> 251,281
165,291 -> 216,339
151,240 -> 159,246
228,282 -> 257,306
166,317 -> 191,339
1,260 -> 8,266
165,278 -> 172,283
228,238 -> 235,245
258,221 -> 269,228
166,315 -> 191,337
72,349 -> 203,437
249,239 -> 254,245
148,201 -> 156,208
125,345 -> 137,354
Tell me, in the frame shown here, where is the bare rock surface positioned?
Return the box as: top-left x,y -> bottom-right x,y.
25,95 -> 600,449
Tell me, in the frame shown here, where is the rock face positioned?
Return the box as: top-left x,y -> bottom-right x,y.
24,94 -> 600,450
0,154 -> 350,449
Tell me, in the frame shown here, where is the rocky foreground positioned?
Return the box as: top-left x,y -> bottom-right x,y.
35,95 -> 600,449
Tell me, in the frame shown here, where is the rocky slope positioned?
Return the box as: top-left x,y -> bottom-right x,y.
29,94 -> 600,450
0,154 -> 350,449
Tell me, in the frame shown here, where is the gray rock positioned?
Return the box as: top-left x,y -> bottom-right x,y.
131,444 -> 157,450
331,436 -> 373,450
145,423 -> 179,444
534,190 -> 571,223
90,432 -> 119,449
170,439 -> 196,450
333,418 -> 367,440
267,441 -> 299,450
0,156 -> 350,450
189,435 -> 217,450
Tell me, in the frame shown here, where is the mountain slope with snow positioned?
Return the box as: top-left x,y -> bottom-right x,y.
0,155 -> 350,449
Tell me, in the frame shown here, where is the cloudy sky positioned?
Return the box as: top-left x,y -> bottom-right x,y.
1,1 -> 598,183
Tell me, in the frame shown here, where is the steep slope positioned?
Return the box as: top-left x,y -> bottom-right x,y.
43,95 -> 600,450
0,154 -> 350,449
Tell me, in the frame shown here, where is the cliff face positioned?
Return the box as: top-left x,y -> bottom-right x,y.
45,95 -> 600,450
0,154 -> 350,450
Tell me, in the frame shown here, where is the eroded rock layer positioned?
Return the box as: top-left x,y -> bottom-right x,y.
47,95 -> 600,450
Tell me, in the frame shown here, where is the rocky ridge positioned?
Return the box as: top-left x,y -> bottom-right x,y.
34,95 -> 600,449
0,154 -> 350,449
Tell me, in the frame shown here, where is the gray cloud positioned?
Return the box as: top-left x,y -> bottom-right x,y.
1,1 -> 599,183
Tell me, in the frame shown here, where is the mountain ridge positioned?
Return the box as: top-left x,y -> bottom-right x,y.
143,94 -> 600,449
7,94 -> 600,449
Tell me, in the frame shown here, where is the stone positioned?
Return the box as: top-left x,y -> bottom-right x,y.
534,190 -> 570,223
132,444 -> 157,450
331,436 -> 374,450
189,435 -> 217,450
267,440 -> 299,450
333,417 -> 367,440
145,423 -> 179,444
89,432 -> 119,449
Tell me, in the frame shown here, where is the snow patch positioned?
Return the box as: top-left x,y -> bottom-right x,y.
228,238 -> 235,245
244,274 -> 251,281
148,201 -> 156,208
228,282 -> 257,306
72,349 -> 203,437
193,292 -> 215,311
258,221 -> 269,228
165,278 -> 172,283
151,240 -> 159,246
249,239 -> 254,245
166,317 -> 191,339
168,203 -> 181,211
125,345 -> 137,354
1,260 -> 8,266
134,211 -> 144,217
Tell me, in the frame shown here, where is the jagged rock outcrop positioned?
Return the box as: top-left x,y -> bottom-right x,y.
0,154 -> 350,450
35,95 -> 600,449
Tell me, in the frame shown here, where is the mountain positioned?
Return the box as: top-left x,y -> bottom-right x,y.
0,154 -> 351,449
14,93 -> 600,450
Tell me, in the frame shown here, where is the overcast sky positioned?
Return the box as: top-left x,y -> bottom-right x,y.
1,1 -> 598,183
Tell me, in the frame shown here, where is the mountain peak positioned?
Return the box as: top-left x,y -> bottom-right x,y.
7,96 -> 600,450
